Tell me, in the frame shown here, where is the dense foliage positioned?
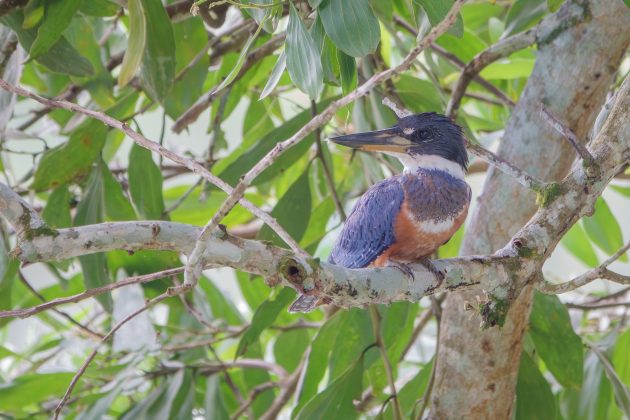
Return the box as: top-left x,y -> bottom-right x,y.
0,0 -> 629,418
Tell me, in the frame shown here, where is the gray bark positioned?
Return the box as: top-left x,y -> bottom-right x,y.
432,0 -> 630,418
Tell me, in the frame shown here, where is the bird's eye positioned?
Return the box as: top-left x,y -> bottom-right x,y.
418,129 -> 431,139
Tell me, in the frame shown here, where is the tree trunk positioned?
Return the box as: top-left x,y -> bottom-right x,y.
431,0 -> 630,418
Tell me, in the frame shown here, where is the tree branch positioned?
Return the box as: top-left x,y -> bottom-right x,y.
539,242 -> 630,294
540,104 -> 599,176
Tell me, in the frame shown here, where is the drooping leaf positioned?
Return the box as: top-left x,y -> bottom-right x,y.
385,359 -> 433,418
590,343 -> 630,417
561,222 -> 599,267
29,0 -> 82,60
337,49 -> 356,95
236,287 -> 295,357
138,0 -> 176,102
295,353 -> 364,420
119,0 -> 146,88
318,0 -> 381,57
0,13 -> 94,77
415,0 -> 464,37
274,328 -> 311,373
128,143 -> 165,220
583,197 -> 627,261
515,353 -> 556,419
286,4 -> 323,99
561,350 -> 612,420
79,0 -> 119,16
547,0 -> 564,12
199,276 -> 244,326
101,164 -> 136,221
530,292 -> 583,388
204,376 -> 230,420
42,185 -> 72,228
260,51 -> 287,100
503,0 -> 546,38
0,372 -> 77,412
32,119 -> 108,191
74,166 -> 112,311
216,24 -> 263,92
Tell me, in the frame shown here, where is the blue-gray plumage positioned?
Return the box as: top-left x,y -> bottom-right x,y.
289,112 -> 471,313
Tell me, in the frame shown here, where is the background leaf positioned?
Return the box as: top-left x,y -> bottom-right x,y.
318,0 -> 381,57
286,4 -> 323,99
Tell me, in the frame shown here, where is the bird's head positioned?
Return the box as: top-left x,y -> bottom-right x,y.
329,113 -> 468,173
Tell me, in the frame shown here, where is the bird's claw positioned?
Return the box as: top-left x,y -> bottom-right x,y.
421,258 -> 445,285
386,260 -> 415,282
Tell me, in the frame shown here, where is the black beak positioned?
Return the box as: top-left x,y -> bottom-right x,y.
329,126 -> 413,152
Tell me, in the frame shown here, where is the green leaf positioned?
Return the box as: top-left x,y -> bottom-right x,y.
119,0 -> 146,88
530,292 -> 583,388
337,49 -> 357,95
164,18 -> 208,119
22,0 -> 44,29
216,97 -> 335,186
79,0 -> 119,17
561,222 -> 599,267
590,343 -> 630,417
260,51 -> 286,100
329,309 -> 374,380
624,0 -> 630,9
583,197 -> 627,261
0,254 -> 18,325
515,353 -> 556,419
29,0 -> 82,60
295,354 -> 364,420
128,143 -> 165,220
258,170 -> 312,247
216,24 -> 263,92
101,164 -> 136,221
75,167 -> 112,311
479,58 -> 535,80
199,276 -> 244,326
504,0 -> 546,38
286,4 -> 323,99
612,330 -> 630,414
294,313 -> 344,414
611,185 -> 630,198
1,12 -> 93,77
204,376 -> 230,420
42,185 -> 72,228
0,372 -> 76,412
32,119 -> 108,191
547,0 -> 564,12
274,328 -> 311,373
561,350 -> 612,420
385,359 -> 433,418
139,0 -> 176,102
319,0 -> 380,57
236,287 -> 295,357
415,0 -> 464,38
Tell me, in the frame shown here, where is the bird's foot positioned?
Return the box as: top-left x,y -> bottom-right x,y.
420,258 -> 445,285
385,260 -> 415,282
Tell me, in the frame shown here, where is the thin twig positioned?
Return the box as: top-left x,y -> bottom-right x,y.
231,381 -> 278,420
312,100 -> 346,221
540,105 -> 599,177
54,290 -> 172,419
183,0 -> 467,287
260,356 -> 306,420
370,305 -> 403,420
17,270 -> 104,339
539,242 -> 630,294
0,79 -> 304,257
393,15 -> 514,108
0,267 -> 183,319
446,27 -> 537,118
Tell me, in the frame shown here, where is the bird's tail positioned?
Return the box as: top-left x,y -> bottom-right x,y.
288,295 -> 320,313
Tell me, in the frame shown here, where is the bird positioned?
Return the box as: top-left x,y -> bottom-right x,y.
288,112 -> 471,313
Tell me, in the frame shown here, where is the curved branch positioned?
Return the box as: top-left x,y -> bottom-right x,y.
446,27 -> 537,118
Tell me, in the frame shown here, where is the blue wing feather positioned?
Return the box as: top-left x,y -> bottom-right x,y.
328,177 -> 404,268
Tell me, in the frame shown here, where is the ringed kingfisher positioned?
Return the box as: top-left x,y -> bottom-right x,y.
289,113 -> 471,312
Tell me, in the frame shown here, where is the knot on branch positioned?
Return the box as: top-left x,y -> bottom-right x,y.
534,182 -> 562,207
278,256 -> 314,293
